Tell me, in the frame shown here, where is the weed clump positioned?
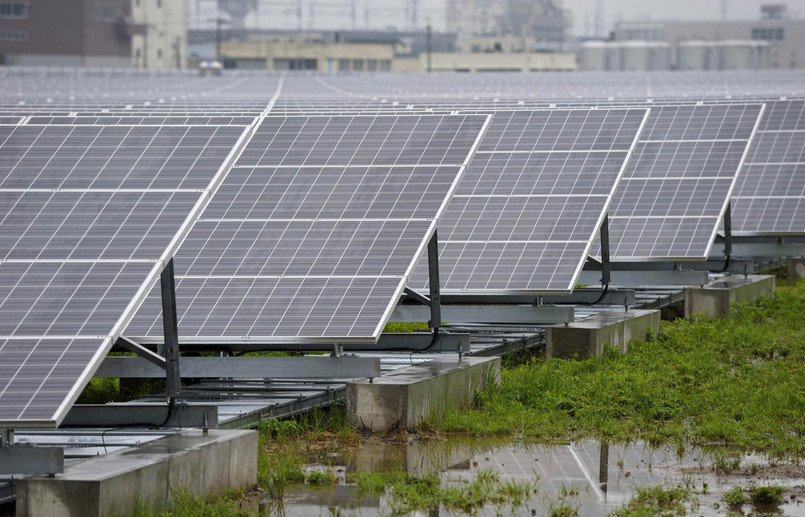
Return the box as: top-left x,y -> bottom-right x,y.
723,486 -> 748,509
610,486 -> 696,516
747,485 -> 785,506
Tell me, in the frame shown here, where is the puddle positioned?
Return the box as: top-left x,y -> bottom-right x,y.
268,438 -> 805,516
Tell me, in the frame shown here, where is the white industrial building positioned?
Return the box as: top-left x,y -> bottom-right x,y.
609,17 -> 805,70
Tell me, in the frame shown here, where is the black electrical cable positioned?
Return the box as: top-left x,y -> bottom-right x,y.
587,284 -> 610,305
156,396 -> 177,428
719,255 -> 732,273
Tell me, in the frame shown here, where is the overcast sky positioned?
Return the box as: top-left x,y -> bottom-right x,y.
195,0 -> 805,35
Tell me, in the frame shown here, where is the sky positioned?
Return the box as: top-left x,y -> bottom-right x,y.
194,0 -> 805,35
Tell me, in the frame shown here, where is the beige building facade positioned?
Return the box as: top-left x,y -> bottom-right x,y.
221,39 -> 576,73
221,40 -> 399,73
131,0 -> 187,69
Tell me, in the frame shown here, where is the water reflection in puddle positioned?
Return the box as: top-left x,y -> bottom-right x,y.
272,439 -> 805,516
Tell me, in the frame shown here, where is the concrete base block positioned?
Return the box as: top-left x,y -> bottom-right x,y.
346,356 -> 500,432
16,429 -> 257,517
684,274 -> 775,320
788,258 -> 805,281
546,309 -> 660,359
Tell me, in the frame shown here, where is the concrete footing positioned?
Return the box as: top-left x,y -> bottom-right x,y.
346,356 -> 500,432
788,258 -> 805,281
546,309 -> 660,359
16,429 -> 257,517
684,274 -> 775,320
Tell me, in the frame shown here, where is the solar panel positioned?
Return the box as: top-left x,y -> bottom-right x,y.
25,116 -> 257,126
0,123 -> 249,426
409,108 -> 649,294
731,100 -> 805,234
125,114 -> 490,343
0,125 -> 245,190
602,104 -> 764,260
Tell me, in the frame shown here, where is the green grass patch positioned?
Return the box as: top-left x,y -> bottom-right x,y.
383,321 -> 430,333
134,487 -> 253,517
370,468 -> 535,515
723,486 -> 748,509
747,484 -> 785,506
438,281 -> 805,458
610,486 -> 696,516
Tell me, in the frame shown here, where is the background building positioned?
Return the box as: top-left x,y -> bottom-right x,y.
446,0 -> 569,51
0,0 -> 186,68
611,16 -> 805,70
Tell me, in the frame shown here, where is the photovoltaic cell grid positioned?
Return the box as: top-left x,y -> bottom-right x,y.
407,108 -> 649,294
0,122 -> 248,426
24,116 -> 257,126
602,104 -> 764,260
125,114 -> 489,343
731,100 -> 805,234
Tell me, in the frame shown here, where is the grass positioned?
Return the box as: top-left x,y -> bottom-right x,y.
723,486 -> 748,509
383,321 -> 430,333
438,281 -> 805,458
135,487 -> 255,517
747,485 -> 785,506
352,468 -> 536,515
610,486 -> 697,516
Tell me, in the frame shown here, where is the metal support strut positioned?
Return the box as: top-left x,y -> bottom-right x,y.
160,258 -> 181,398
0,429 -> 12,447
427,230 -> 442,335
600,215 -> 611,286
723,202 -> 733,258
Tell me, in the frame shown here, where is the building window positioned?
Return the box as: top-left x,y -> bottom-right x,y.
273,58 -> 317,70
338,58 -> 349,71
352,59 -> 363,71
0,2 -> 27,18
380,59 -> 391,71
752,27 -> 784,41
367,59 -> 378,71
0,29 -> 27,40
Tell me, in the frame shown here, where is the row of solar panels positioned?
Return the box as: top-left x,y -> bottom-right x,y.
3,70 -> 805,101
0,77 -> 803,430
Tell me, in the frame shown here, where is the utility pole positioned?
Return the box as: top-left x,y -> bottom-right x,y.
174,36 -> 182,69
721,0 -> 728,20
208,16 -> 228,64
426,22 -> 431,73
595,0 -> 604,39
350,0 -> 356,30
216,17 -> 224,63
297,0 -> 303,30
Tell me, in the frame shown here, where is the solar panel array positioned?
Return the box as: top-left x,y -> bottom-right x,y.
0,122 -> 248,426
124,114 -> 490,343
1,70 -> 805,430
731,99 -> 805,234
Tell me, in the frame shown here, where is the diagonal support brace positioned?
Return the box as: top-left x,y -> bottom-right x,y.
117,336 -> 167,369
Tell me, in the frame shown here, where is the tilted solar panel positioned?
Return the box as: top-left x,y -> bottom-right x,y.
126,114 -> 490,344
0,123 -> 249,426
731,100 -> 805,234
411,108 -> 649,294
602,104 -> 765,260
